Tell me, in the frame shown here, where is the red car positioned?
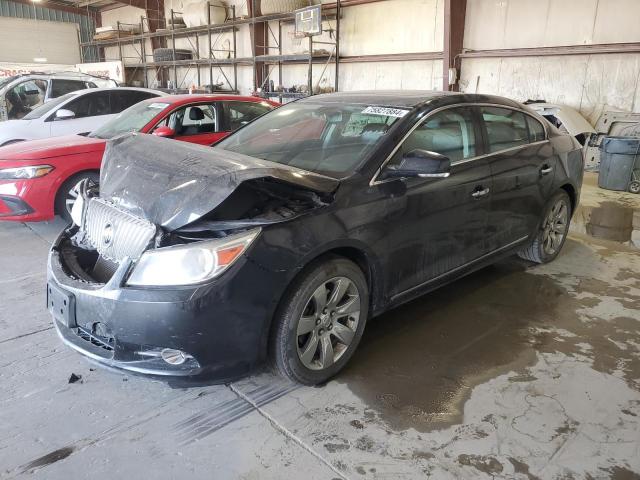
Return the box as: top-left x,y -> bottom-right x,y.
0,94 -> 278,222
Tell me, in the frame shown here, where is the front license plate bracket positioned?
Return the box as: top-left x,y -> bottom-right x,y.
47,283 -> 76,328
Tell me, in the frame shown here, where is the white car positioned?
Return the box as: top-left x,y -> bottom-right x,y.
0,87 -> 165,146
0,72 -> 118,122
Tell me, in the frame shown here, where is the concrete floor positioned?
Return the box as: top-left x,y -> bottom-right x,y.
1,174 -> 639,479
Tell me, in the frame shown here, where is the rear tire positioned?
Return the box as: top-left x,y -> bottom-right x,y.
271,256 -> 369,385
55,172 -> 99,223
518,190 -> 572,264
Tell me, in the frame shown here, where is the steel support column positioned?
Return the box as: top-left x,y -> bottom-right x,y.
443,0 -> 466,91
146,0 -> 166,86
249,0 -> 267,91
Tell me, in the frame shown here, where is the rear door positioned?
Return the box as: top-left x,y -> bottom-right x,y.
478,106 -> 556,250
375,106 -> 493,296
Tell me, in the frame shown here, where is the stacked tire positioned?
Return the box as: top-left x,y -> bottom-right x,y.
152,48 -> 193,62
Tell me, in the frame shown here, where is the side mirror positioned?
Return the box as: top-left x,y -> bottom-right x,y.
153,126 -> 175,138
382,149 -> 451,179
55,109 -> 76,120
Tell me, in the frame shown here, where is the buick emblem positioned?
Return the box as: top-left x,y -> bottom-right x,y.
102,223 -> 115,246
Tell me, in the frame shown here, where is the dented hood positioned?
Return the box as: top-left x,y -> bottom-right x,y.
99,133 -> 340,231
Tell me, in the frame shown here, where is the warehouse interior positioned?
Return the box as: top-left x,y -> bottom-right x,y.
1,0 -> 639,478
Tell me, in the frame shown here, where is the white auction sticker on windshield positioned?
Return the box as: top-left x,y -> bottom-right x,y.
362,106 -> 409,118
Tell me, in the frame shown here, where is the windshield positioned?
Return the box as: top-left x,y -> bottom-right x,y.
216,101 -> 409,177
22,93 -> 76,120
90,100 -> 169,139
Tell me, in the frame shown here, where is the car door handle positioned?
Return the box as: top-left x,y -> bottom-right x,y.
471,187 -> 490,198
540,165 -> 553,175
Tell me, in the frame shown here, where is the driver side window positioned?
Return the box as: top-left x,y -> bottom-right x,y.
62,92 -> 110,119
389,107 -> 477,166
158,104 -> 218,136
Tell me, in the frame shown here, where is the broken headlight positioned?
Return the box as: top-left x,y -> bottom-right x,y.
126,228 -> 261,286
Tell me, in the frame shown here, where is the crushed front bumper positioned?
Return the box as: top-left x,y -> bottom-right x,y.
47,229 -> 285,380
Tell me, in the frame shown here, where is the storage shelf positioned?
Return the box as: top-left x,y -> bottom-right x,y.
81,1 -> 341,94
80,11 -> 306,48
125,57 -> 251,68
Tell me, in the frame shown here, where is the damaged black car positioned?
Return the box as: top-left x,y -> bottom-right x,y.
47,91 -> 584,385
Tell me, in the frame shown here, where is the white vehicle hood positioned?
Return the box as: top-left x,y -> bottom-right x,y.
528,103 -> 596,136
0,119 -> 35,144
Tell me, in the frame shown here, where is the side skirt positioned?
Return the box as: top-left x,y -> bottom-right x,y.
384,236 -> 529,311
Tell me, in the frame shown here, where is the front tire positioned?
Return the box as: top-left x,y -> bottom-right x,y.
518,190 -> 572,264
271,256 -> 369,385
55,172 -> 99,222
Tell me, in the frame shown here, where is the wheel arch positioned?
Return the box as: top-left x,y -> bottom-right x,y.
53,168 -> 100,215
559,183 -> 577,214
262,241 -> 385,361
300,242 -> 383,313
0,139 -> 26,147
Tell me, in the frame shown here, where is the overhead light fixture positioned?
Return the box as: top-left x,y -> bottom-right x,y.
33,57 -> 48,63
31,0 -> 42,3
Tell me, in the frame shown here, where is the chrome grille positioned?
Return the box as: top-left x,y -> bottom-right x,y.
83,198 -> 156,263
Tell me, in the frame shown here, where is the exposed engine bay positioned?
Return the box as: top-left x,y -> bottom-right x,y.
57,176 -> 333,285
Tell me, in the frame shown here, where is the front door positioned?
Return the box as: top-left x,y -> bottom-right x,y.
172,104 -> 226,145
478,106 -> 556,249
48,91 -> 112,137
375,106 -> 493,298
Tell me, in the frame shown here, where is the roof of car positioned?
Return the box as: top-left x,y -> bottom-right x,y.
3,72 -> 113,81
305,90 -> 523,110
146,94 -> 277,106
68,86 -> 164,95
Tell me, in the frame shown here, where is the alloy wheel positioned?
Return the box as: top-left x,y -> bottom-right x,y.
65,180 -> 84,217
542,198 -> 569,256
296,276 -> 361,371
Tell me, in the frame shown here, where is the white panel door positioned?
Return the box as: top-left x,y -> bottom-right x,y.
0,18 -> 80,64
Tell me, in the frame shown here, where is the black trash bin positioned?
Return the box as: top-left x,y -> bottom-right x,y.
598,136 -> 640,192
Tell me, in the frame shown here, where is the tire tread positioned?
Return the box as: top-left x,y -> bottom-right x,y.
517,190 -> 571,264
270,255 -> 368,385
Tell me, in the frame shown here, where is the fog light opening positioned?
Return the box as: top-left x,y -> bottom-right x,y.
161,348 -> 188,365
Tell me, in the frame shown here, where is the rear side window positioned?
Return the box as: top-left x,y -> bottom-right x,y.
480,106 -> 529,153
109,90 -> 159,114
223,101 -> 273,131
50,79 -> 89,97
526,115 -> 546,142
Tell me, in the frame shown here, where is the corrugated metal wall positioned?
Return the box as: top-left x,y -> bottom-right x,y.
0,0 -> 98,62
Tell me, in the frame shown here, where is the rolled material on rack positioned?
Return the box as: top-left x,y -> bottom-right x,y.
183,0 -> 227,27
259,0 -> 314,15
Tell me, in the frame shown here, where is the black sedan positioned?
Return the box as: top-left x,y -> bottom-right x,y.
47,91 -> 583,385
